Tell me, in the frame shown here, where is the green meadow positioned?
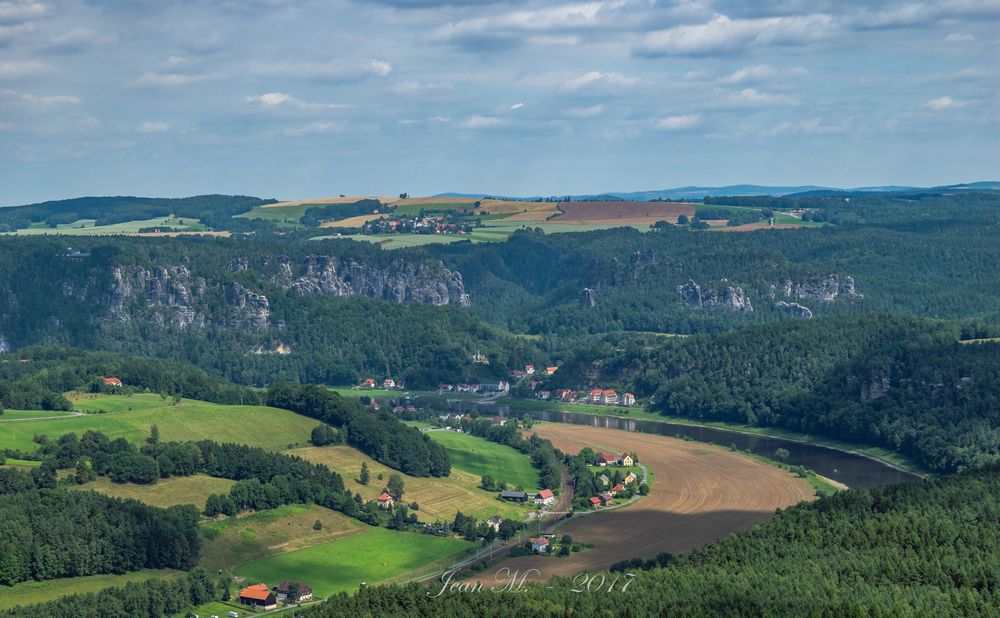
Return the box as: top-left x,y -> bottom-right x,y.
0,569 -> 184,611
427,430 -> 541,491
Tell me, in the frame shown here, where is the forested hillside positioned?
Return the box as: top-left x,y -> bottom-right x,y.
302,465 -> 1000,616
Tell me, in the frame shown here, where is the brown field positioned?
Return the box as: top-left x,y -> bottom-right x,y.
393,197 -> 475,206
125,231 -> 232,238
477,423 -> 812,585
715,222 -> 807,232
262,196 -> 392,208
80,474 -> 235,508
320,214 -> 388,228
552,201 -> 696,225
289,445 -> 529,522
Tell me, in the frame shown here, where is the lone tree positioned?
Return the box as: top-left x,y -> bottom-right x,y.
146,424 -> 159,445
387,473 -> 405,501
774,448 -> 790,462
359,462 -> 371,485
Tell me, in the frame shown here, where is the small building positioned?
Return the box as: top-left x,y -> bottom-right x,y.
103,377 -> 123,387
611,483 -> 625,495
362,378 -> 376,389
620,453 -> 634,467
525,364 -> 535,375
589,389 -> 603,404
275,580 -> 313,602
383,378 -> 395,389
601,389 -> 619,406
486,515 -> 503,532
537,391 -> 551,400
622,393 -> 636,406
598,474 -> 610,487
510,370 -> 524,379
588,496 -> 602,507
555,389 -> 574,401
546,366 -> 559,375
624,471 -> 638,485
596,453 -> 617,467
238,584 -> 277,610
535,489 -> 555,506
599,492 -> 614,506
377,492 -> 395,509
500,490 -> 529,502
529,537 -> 550,553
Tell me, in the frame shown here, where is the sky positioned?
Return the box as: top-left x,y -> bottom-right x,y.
1,0 -> 998,204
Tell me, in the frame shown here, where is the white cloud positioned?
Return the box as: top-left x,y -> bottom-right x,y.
283,121 -> 345,136
655,114 -> 701,130
0,59 -> 49,78
726,88 -> 799,107
135,72 -> 209,87
561,71 -> 639,91
254,58 -> 391,82
459,115 -> 504,129
944,32 -> 975,43
637,13 -> 833,56
509,102 -> 524,110
137,121 -> 170,133
565,104 -> 604,118
770,117 -> 847,136
436,1 -> 613,39
246,91 -> 350,111
0,1 -> 47,24
924,95 -> 965,110
717,64 -> 808,85
389,80 -> 451,95
1,89 -> 79,106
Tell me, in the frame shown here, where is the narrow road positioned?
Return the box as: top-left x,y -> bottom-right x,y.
0,411 -> 85,422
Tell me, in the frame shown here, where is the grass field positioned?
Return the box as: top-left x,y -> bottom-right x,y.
80,474 -> 235,509
5,216 -> 207,236
0,394 -> 317,453
199,504 -> 367,572
234,527 -> 473,597
289,445 -> 529,522
0,409 -> 80,420
427,430 -> 541,491
0,569 -> 184,610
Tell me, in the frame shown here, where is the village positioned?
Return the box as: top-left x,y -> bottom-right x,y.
362,212 -> 475,236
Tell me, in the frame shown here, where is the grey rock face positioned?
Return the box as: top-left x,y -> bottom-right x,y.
774,301 -> 813,319
228,257 -> 249,273
0,334 -> 9,353
678,279 -> 753,312
275,255 -> 470,307
861,376 -> 891,401
225,283 -> 271,329
773,275 -> 862,302
580,288 -> 597,308
108,265 -> 207,328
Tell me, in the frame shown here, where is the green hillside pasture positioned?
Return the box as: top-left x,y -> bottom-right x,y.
235,527 -> 473,597
80,474 -> 236,509
238,203 -> 314,224
0,394 -> 316,453
0,569 -> 184,611
199,504 -> 367,572
428,430 -> 541,491
391,202 -> 475,216
6,216 -> 206,236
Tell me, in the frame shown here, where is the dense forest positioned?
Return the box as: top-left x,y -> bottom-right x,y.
302,465 -> 1000,616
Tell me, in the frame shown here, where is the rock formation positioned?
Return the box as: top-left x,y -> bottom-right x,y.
580,288 -> 597,308
677,279 -> 753,312
772,275 -> 862,302
774,301 -> 813,319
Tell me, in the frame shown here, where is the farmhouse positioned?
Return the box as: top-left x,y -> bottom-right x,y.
596,453 -> 617,467
486,515 -> 503,532
622,392 -> 636,406
537,390 -> 551,400
599,492 -> 614,505
238,583 -> 278,610
362,378 -> 376,389
383,378 -> 395,389
530,537 -> 550,553
275,579 -> 313,602
102,377 -> 123,387
500,490 -> 529,502
535,489 -> 556,506
611,483 -> 625,495
624,471 -> 638,485
377,492 -> 395,509
598,474 -> 610,487
546,366 -> 559,375
588,389 -> 603,404
620,453 -> 634,467
588,496 -> 602,507
555,389 -> 575,401
525,364 -> 535,375
601,389 -> 619,405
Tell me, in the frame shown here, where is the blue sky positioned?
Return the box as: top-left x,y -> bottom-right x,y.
1,0 -> 998,204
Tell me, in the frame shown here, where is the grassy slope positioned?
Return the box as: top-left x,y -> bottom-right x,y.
0,394 -> 317,453
427,430 -> 541,491
289,445 -> 529,522
6,216 -> 205,236
79,474 -> 236,509
234,527 -> 473,597
0,569 -> 184,610
199,504 -> 367,573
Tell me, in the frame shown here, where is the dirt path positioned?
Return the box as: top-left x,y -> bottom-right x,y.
472,423 -> 813,586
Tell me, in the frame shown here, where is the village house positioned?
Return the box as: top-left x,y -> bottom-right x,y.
238,584 -> 278,610
275,580 -> 313,602
611,483 -> 625,496
620,453 -> 634,467
486,515 -> 503,532
535,489 -> 556,506
529,537 -> 550,553
555,389 -> 575,401
588,496 -> 602,507
525,364 -> 535,375
601,389 -> 619,405
479,381 -> 510,393
596,453 -> 617,467
536,390 -> 551,400
437,383 -> 454,392
598,474 -> 610,487
383,378 -> 395,389
377,492 -> 395,509
624,471 -> 638,485
546,366 -> 559,375
622,392 -> 636,406
362,378 -> 376,389
500,490 -> 529,502
103,377 -> 123,387
599,491 -> 614,506
510,369 -> 524,379
589,389 -> 604,404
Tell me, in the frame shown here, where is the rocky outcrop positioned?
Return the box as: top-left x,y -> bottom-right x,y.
270,255 -> 470,307
774,301 -> 813,319
225,283 -> 271,329
580,288 -> 597,309
772,275 -> 862,302
228,257 -> 249,273
0,334 -> 9,353
861,376 -> 891,401
108,265 -> 207,328
678,280 -> 753,312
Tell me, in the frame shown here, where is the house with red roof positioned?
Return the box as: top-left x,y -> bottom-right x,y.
599,491 -> 614,505
383,378 -> 396,389
611,483 -> 625,495
589,389 -> 603,404
362,378 -> 376,389
275,579 -> 313,602
546,366 -> 559,375
622,392 -> 636,406
589,496 -> 602,507
238,583 -> 277,610
595,452 -> 617,466
530,537 -> 550,553
377,492 -> 394,509
102,377 -> 123,387
535,489 -> 555,506
600,389 -> 619,405
525,364 -> 535,375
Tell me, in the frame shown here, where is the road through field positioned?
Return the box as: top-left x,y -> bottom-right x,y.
475,423 -> 813,585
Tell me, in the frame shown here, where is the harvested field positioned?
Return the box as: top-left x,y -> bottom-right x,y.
478,423 -> 812,585
80,474 -> 235,509
393,197 -> 474,206
261,196 -> 391,208
320,214 -> 388,228
552,201 -> 695,225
